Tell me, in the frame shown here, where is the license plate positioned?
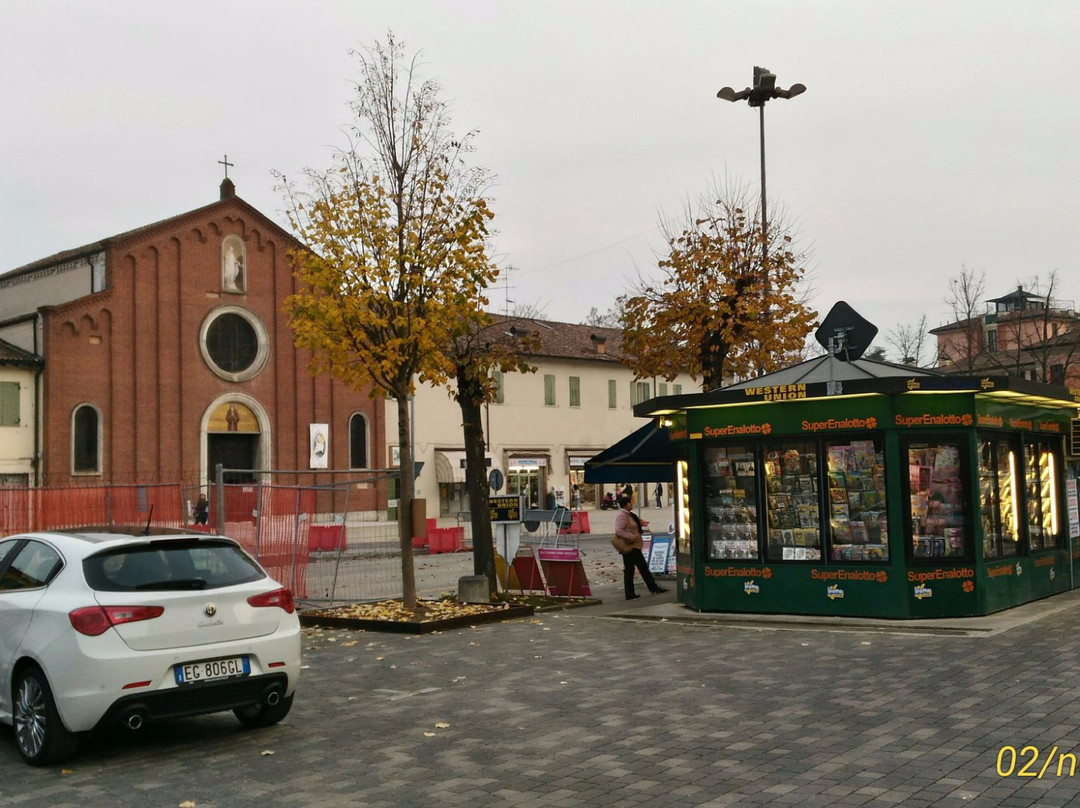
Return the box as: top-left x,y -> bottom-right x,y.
175,656 -> 250,684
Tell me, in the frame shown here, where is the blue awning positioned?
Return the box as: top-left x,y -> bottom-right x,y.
583,423 -> 674,484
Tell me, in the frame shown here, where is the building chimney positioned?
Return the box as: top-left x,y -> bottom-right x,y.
220,177 -> 236,200
590,334 -> 607,354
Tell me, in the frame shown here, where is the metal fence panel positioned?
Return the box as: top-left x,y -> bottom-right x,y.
0,474 -> 459,609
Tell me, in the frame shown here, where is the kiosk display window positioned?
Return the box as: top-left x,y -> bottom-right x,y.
764,442 -> 820,561
906,439 -> 970,559
826,439 -> 888,562
704,445 -> 758,560
978,437 -> 1019,559
1025,438 -> 1060,552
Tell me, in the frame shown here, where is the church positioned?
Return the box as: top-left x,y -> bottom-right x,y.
0,176 -> 384,492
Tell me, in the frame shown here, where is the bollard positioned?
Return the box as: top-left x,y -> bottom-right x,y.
458,575 -> 490,604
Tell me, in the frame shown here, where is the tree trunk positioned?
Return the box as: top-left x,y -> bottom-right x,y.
457,367 -> 496,596
395,394 -> 417,609
701,330 -> 730,391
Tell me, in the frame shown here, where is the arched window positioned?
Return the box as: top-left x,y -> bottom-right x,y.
349,413 -> 368,469
72,404 -> 101,474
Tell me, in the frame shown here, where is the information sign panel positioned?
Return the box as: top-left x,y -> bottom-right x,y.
489,495 -> 524,524
648,536 -> 673,574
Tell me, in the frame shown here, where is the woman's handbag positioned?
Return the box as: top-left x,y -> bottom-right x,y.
611,534 -> 634,555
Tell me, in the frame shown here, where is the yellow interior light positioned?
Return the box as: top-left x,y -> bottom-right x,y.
1007,451 -> 1019,540
1047,452 -> 1058,535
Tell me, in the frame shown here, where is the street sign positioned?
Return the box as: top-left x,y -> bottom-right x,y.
489,494 -> 524,524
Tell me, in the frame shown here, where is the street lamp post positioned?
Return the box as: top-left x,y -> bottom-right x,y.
716,67 -> 805,269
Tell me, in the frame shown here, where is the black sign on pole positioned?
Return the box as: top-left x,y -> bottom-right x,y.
814,301 -> 878,361
489,495 -> 523,524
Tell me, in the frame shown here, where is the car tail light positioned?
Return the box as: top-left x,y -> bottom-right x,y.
69,605 -> 165,636
247,587 -> 295,614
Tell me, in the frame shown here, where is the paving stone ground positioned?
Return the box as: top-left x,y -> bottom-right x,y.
4,537 -> 1080,807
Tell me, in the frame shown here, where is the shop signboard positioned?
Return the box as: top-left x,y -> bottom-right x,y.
687,397 -> 894,439
980,553 -> 1072,614
892,393 -> 974,429
696,563 -> 908,618
489,495 -> 524,524
976,399 -> 1073,433
1066,476 -> 1080,541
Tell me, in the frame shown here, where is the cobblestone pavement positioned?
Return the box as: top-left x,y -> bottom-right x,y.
5,546 -> 1080,807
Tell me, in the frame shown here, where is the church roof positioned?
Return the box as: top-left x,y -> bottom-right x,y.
0,185 -> 299,283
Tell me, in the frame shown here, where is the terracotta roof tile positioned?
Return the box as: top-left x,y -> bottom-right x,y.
0,338 -> 42,367
489,314 -> 628,363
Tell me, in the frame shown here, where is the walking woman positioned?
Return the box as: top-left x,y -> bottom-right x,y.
613,495 -> 667,600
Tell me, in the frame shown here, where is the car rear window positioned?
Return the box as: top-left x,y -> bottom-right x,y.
83,540 -> 266,592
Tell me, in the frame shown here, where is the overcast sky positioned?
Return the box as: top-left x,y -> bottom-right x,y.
3,1 -> 1077,360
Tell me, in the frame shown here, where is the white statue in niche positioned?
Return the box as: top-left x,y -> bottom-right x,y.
222,236 -> 246,293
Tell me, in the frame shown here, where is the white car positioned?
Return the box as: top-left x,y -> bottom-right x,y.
0,527 -> 302,765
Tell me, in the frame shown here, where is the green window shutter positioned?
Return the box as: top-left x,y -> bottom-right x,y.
544,374 -> 556,406
632,381 -> 650,405
659,383 -> 668,397
0,382 -> 19,426
493,371 -> 505,404
674,384 -> 683,395
569,376 -> 581,408
608,379 -> 617,409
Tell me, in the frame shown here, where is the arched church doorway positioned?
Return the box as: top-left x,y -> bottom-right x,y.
207,401 -> 260,483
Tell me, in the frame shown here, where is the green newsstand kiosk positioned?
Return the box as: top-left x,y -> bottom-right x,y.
633,354 -> 1080,618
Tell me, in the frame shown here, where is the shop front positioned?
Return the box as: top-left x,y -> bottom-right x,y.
506,455 -> 548,509
635,358 -> 1080,619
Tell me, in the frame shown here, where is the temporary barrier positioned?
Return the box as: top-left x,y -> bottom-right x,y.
558,510 -> 591,535
309,524 -> 346,552
413,518 -> 437,549
510,546 -> 547,593
537,547 -> 591,597
427,526 -> 466,554
0,484 -> 186,534
0,472 -> 480,608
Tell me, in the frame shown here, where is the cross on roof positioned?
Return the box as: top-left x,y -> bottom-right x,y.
218,154 -> 234,180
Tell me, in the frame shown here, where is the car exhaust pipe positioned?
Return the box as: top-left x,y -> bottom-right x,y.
122,708 -> 146,731
264,687 -> 281,707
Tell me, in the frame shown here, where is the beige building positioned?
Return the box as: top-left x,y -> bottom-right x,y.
386,316 -> 697,519
0,339 -> 42,485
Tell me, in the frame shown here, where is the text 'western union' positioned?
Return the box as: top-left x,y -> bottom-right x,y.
743,383 -> 807,401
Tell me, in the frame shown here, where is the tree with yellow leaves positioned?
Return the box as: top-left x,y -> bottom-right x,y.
281,35 -> 496,608
621,185 -> 816,390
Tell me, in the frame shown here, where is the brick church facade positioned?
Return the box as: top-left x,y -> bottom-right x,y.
0,179 -> 384,493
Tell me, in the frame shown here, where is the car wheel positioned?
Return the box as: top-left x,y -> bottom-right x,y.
233,693 -> 293,728
13,666 -> 80,766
